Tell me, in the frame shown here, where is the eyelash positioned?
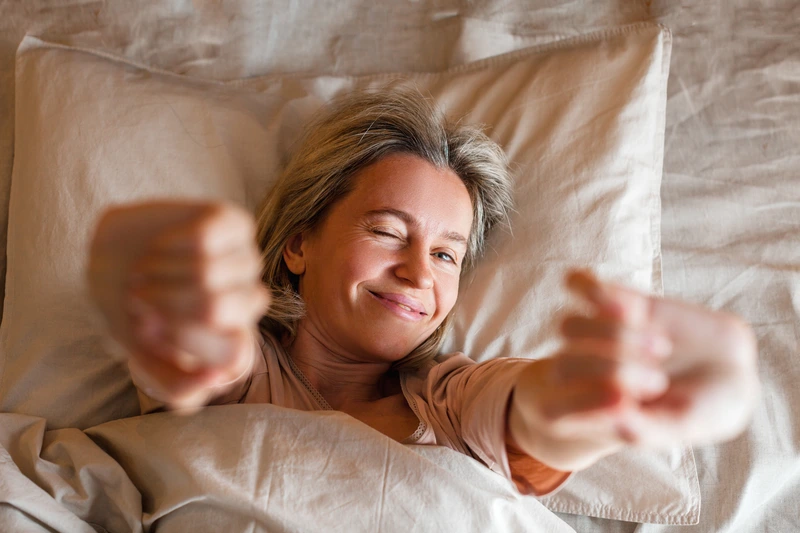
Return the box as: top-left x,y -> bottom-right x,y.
370,228 -> 457,264
372,229 -> 397,238
434,251 -> 456,263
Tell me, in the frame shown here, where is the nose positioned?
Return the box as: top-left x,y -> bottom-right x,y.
395,245 -> 434,290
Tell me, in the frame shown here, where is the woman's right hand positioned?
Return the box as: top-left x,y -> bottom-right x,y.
87,201 -> 271,411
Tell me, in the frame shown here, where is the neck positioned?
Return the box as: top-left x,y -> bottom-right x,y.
286,321 -> 393,410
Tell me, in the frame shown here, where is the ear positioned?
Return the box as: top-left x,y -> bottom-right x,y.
283,233 -> 307,275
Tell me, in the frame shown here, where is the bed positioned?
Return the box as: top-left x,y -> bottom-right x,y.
0,1 -> 797,532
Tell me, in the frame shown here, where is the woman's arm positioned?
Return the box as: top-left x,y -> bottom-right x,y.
503,381 -> 574,496
88,201 -> 270,412
505,270 -> 759,476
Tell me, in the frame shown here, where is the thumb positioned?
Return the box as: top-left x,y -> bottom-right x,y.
565,269 -> 650,327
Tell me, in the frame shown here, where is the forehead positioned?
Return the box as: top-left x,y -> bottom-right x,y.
342,153 -> 473,236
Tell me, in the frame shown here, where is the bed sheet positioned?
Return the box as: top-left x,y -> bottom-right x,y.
0,1 -> 798,532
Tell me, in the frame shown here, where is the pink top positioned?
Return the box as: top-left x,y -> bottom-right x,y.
135,330 -> 571,496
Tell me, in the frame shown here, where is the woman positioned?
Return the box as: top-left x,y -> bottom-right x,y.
88,88 -> 759,496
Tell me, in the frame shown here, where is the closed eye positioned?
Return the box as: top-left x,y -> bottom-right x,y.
371,228 -> 400,239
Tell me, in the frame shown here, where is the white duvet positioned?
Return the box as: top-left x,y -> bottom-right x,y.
1,406 -> 574,532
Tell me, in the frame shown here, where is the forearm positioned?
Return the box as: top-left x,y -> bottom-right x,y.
506,360 -> 624,472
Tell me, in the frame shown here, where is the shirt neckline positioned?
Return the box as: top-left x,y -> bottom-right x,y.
272,335 -> 427,442
284,349 -> 335,411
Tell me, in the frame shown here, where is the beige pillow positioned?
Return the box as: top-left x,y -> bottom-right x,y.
2,24 -> 698,524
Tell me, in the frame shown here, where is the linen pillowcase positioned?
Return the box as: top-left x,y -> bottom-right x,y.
2,24 -> 698,524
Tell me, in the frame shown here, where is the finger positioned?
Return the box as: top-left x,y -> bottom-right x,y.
558,340 -> 670,399
132,364 -> 214,413
646,298 -> 757,370
171,325 -> 253,372
127,327 -> 254,404
566,269 -> 757,371
127,346 -> 222,402
129,283 -> 271,329
128,293 -> 264,370
147,204 -> 256,258
131,246 -> 263,291
565,269 -> 652,327
612,397 -> 692,448
560,315 -> 673,360
127,291 -> 264,371
619,375 -> 739,448
128,306 -> 196,371
536,379 -> 624,423
547,352 -> 616,383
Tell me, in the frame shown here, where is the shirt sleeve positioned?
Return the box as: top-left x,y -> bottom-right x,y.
405,354 -> 572,497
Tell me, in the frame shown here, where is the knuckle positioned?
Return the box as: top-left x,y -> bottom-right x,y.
217,203 -> 257,244
609,363 -> 628,387
191,207 -> 226,255
234,207 -> 257,235
193,228 -> 217,258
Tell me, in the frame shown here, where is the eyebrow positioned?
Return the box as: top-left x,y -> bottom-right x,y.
364,208 -> 468,247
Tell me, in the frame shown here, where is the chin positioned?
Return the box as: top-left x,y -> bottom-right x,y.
359,333 -> 423,363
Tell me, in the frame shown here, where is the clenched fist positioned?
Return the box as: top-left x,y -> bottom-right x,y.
508,269 -> 760,472
87,201 -> 271,411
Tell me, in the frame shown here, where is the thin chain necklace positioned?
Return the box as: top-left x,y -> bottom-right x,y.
285,353 -> 335,411
270,334 -> 335,411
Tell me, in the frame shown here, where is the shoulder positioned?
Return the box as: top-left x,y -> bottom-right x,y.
401,351 -> 474,384
254,328 -> 283,361
402,352 -> 529,396
253,327 -> 272,352
248,327 -> 286,381
424,352 -> 528,378
431,351 -> 477,371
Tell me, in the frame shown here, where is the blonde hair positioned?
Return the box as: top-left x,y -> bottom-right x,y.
256,86 -> 513,370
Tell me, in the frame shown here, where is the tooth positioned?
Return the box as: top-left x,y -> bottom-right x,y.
397,304 -> 411,311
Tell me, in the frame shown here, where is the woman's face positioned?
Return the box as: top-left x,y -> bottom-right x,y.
284,152 -> 474,363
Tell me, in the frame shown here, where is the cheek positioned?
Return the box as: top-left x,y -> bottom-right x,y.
436,275 -> 460,315
336,241 -> 392,290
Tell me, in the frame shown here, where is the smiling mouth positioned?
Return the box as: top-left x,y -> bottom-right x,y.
368,291 -> 427,316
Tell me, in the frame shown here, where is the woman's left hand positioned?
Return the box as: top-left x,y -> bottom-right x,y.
509,269 -> 760,471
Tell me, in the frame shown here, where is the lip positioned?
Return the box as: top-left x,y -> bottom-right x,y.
368,290 -> 428,321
